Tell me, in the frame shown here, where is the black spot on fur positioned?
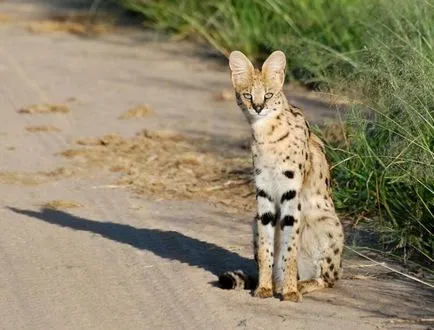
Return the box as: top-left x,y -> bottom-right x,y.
271,132 -> 289,143
326,257 -> 332,263
320,172 -> 323,179
296,228 -> 300,234
328,232 -> 333,238
256,189 -> 273,201
333,271 -> 339,278
287,247 -> 291,252
297,203 -> 301,211
334,248 -> 340,255
289,107 -> 302,117
255,168 -> 262,175
325,178 -> 329,187
280,215 -> 295,229
330,264 -> 335,271
298,163 -> 302,170
283,170 -> 294,179
281,190 -> 296,203
259,212 -> 275,226
305,153 -> 308,160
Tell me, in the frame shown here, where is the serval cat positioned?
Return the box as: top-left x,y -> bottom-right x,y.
219,50 -> 344,302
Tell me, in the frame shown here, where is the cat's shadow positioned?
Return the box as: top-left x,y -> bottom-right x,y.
7,207 -> 256,282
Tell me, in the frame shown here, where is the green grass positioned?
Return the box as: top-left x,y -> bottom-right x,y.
120,0 -> 434,264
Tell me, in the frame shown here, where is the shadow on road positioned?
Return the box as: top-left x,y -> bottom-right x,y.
7,207 -> 256,280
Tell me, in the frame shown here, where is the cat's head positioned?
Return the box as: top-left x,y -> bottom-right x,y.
229,50 -> 286,121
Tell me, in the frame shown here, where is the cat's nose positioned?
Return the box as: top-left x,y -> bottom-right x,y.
253,104 -> 264,113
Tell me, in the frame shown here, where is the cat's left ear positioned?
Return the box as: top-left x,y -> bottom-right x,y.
262,50 -> 286,89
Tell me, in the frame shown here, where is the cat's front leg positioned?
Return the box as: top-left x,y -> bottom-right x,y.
253,187 -> 276,298
278,185 -> 302,302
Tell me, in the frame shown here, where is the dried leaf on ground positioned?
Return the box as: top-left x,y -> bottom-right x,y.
25,125 -> 60,132
118,105 -> 154,119
42,200 -> 82,210
0,13 -> 10,22
27,15 -> 112,36
348,274 -> 376,280
18,104 -> 70,114
213,89 -> 235,101
0,167 -> 75,185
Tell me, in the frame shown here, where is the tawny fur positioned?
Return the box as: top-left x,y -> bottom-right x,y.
219,50 -> 344,302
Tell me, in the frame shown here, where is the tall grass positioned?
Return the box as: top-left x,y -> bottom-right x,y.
121,0 -> 434,263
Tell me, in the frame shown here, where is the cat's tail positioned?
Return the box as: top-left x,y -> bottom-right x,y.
218,270 -> 257,290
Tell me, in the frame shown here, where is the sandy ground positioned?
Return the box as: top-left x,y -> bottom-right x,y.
0,1 -> 433,329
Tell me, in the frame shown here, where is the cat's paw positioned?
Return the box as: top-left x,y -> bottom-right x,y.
280,291 -> 302,302
253,287 -> 273,298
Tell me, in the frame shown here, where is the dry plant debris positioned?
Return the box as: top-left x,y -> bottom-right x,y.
18,104 -> 70,114
27,13 -> 114,36
25,125 -> 60,132
42,200 -> 82,210
0,167 -> 75,185
118,105 -> 154,119
61,130 -> 255,211
348,274 -> 376,280
213,89 -> 235,101
0,13 -> 10,22
321,121 -> 348,146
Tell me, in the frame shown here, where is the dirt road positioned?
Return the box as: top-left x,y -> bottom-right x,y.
0,1 -> 433,329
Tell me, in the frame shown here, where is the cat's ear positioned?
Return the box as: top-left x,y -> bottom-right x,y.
262,50 -> 286,89
229,51 -> 254,89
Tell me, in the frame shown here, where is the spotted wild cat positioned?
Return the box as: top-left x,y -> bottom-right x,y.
219,50 -> 344,302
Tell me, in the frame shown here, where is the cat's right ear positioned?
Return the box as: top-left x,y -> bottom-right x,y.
229,51 -> 254,89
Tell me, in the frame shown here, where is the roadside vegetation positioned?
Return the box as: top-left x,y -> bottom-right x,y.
120,0 -> 434,264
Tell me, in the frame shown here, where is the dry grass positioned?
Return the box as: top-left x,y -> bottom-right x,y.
118,105 -> 154,119
0,167 -> 76,185
61,129 -> 254,211
213,89 -> 235,102
321,121 -> 348,147
25,125 -> 60,132
42,200 -> 82,210
27,12 -> 114,36
0,172 -> 40,185
18,104 -> 70,114
0,13 -> 10,22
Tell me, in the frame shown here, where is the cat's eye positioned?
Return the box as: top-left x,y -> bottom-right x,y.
264,93 -> 274,99
243,93 -> 252,100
